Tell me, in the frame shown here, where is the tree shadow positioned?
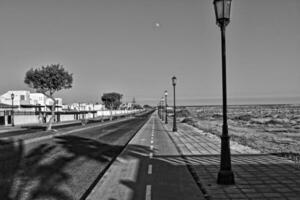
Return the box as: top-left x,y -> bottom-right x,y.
1,142 -> 74,200
0,134 -> 150,200
116,148 -> 203,200
180,154 -> 300,199
55,135 -> 123,163
0,140 -> 23,200
108,149 -> 300,200
0,112 -> 152,200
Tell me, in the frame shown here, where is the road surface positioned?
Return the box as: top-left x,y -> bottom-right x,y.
0,112 -> 152,200
87,113 -> 204,200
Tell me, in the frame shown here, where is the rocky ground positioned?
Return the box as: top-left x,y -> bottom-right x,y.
177,104 -> 300,163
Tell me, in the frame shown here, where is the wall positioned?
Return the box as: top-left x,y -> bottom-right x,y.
1,109 -> 143,126
14,115 -> 39,125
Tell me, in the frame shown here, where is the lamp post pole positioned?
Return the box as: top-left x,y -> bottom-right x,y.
213,0 -> 234,185
161,97 -> 164,121
11,93 -> 15,127
164,91 -> 168,124
160,100 -> 163,119
217,19 -> 235,185
159,100 -> 162,119
172,76 -> 177,132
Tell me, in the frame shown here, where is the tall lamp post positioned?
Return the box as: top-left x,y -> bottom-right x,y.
160,97 -> 164,120
158,101 -> 161,119
11,93 -> 15,127
172,76 -> 177,132
164,90 -> 168,124
160,97 -> 165,121
213,0 -> 234,185
159,99 -> 161,119
158,101 -> 160,119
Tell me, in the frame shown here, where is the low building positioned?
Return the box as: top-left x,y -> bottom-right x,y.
0,90 -> 31,110
0,90 -> 63,112
69,103 -> 105,111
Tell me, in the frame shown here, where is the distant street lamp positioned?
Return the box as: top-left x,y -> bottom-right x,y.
213,0 -> 235,185
158,101 -> 160,119
11,93 -> 15,127
159,100 -> 162,119
160,97 -> 164,120
164,90 -> 168,124
172,76 -> 177,132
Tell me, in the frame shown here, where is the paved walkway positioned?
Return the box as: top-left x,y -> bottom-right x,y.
163,117 -> 300,200
87,113 -> 205,200
0,126 -> 25,133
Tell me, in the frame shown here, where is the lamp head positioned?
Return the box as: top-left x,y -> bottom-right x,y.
172,76 -> 177,86
213,0 -> 232,27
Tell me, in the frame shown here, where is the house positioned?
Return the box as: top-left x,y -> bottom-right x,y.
0,90 -> 31,110
46,97 -> 63,111
0,90 -> 63,112
69,103 -> 105,111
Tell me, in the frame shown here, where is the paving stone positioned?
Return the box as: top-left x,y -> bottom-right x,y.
163,121 -> 300,200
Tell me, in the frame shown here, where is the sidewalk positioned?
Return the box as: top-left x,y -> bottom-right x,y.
87,113 -> 205,200
0,126 -> 25,134
163,117 -> 300,200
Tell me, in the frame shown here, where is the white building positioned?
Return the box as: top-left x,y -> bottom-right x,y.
0,90 -> 63,111
69,103 -> 104,111
94,104 -> 105,111
0,90 -> 31,110
30,93 -> 47,106
46,97 -> 63,111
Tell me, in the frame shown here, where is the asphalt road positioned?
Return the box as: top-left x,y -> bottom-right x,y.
0,112 -> 152,200
0,129 -> 39,138
87,113 -> 204,200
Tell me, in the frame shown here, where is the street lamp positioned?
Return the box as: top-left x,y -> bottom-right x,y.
213,0 -> 234,185
11,93 -> 15,126
172,76 -> 177,132
164,90 -> 168,124
160,97 -> 164,120
158,101 -> 161,119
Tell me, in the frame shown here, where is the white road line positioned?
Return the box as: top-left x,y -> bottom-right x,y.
148,164 -> 152,174
145,185 -> 152,200
150,140 -> 153,144
150,145 -> 153,150
149,153 -> 153,159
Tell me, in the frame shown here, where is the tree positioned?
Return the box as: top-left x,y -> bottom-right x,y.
132,104 -> 143,109
143,104 -> 152,109
24,64 -> 73,130
101,92 -> 123,110
101,92 -> 123,120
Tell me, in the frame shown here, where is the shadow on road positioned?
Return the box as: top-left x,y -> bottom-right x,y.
0,112 -> 152,200
115,151 -> 300,200
0,135 -> 148,200
55,135 -> 122,163
116,147 -> 203,200
0,140 -> 23,200
1,140 -> 74,200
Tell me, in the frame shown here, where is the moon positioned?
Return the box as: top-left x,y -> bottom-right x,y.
153,21 -> 162,30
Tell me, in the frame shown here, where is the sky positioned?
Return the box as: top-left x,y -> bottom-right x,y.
0,0 -> 299,106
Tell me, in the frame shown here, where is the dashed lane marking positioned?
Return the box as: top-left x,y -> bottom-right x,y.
150,145 -> 153,150
145,185 -> 152,200
148,164 -> 152,175
149,153 -> 153,159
